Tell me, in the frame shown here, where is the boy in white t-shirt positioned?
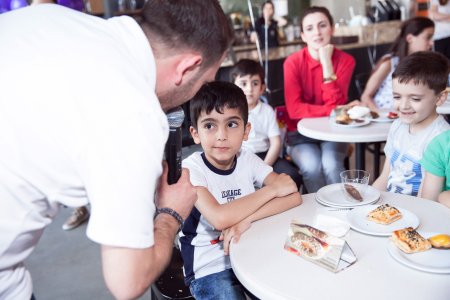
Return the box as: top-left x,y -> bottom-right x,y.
230,59 -> 303,190
373,52 -> 450,196
180,81 -> 302,299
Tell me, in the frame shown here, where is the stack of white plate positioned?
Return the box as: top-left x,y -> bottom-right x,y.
315,183 -> 381,208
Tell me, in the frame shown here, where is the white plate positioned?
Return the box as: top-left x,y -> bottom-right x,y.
315,194 -> 379,208
370,112 -> 397,123
347,205 -> 420,236
316,183 -> 381,208
330,117 -> 371,128
387,232 -> 450,274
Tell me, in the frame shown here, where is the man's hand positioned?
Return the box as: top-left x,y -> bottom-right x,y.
156,163 -> 197,221
220,220 -> 251,255
267,173 -> 297,198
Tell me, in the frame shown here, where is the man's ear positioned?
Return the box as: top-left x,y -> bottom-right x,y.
243,122 -> 252,141
175,54 -> 203,86
189,126 -> 201,144
436,90 -> 448,106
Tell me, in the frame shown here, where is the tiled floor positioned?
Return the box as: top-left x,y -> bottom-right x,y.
25,143 -> 383,299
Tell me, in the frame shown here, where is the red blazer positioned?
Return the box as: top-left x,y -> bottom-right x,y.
283,47 -> 355,131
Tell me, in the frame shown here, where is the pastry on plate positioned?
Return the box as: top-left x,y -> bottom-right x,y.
428,234 -> 450,249
370,111 -> 379,119
347,105 -> 370,119
367,204 -> 402,225
391,227 -> 432,254
344,184 -> 363,201
335,110 -> 352,125
387,112 -> 398,119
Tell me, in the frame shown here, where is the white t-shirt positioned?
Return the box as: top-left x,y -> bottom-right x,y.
242,101 -> 280,154
0,5 -> 168,299
179,149 -> 272,284
431,0 -> 450,40
384,116 -> 450,196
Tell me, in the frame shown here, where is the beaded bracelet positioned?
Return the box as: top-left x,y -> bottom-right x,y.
155,207 -> 184,231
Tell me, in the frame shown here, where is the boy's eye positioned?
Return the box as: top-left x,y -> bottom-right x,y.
228,121 -> 238,128
204,123 -> 215,130
411,97 -> 421,102
393,95 -> 400,101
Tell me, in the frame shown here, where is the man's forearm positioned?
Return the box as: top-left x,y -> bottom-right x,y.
102,214 -> 180,300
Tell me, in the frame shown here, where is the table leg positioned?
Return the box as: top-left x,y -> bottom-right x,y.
355,143 -> 366,170
374,142 -> 381,178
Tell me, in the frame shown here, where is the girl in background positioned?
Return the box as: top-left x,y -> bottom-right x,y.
361,17 -> 435,111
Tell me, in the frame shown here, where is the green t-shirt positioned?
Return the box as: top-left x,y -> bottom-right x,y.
420,130 -> 450,191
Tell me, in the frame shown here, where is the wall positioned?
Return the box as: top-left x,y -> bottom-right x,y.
311,0 -> 367,22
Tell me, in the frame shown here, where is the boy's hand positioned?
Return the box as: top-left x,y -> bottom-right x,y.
269,173 -> 297,198
156,163 -> 197,221
220,220 -> 252,255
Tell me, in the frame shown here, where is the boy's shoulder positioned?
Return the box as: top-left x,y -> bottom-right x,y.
182,151 -> 204,168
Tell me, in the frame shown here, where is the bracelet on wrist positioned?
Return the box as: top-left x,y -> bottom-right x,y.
323,74 -> 337,83
155,207 -> 184,232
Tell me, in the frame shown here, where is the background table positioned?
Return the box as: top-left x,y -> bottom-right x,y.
230,193 -> 450,300
437,101 -> 450,115
297,117 -> 391,176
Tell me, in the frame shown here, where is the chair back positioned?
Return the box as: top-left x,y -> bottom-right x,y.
354,72 -> 371,98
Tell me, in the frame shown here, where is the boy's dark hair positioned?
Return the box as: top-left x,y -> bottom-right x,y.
229,59 -> 265,84
300,6 -> 334,32
190,81 -> 248,129
392,51 -> 450,95
139,0 -> 234,69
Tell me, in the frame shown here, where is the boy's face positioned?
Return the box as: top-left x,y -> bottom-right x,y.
234,74 -> 265,109
190,106 -> 251,170
392,78 -> 447,132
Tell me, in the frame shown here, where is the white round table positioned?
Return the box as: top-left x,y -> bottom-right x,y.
230,193 -> 450,300
297,117 -> 391,176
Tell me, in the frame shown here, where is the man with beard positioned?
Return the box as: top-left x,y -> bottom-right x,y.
0,1 -> 233,299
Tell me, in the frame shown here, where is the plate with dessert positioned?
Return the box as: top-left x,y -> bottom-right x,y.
387,228 -> 450,274
315,183 -> 381,208
346,204 -> 420,236
332,106 -> 372,127
370,110 -> 399,123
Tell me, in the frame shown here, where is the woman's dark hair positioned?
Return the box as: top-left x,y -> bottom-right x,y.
190,81 -> 248,129
261,0 -> 274,12
230,59 -> 265,85
390,17 -> 434,61
300,6 -> 334,32
392,51 -> 449,95
139,0 -> 234,70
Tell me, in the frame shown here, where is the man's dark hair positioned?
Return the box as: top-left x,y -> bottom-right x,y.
300,6 -> 334,32
229,59 -> 265,84
392,51 -> 450,95
190,81 -> 248,129
139,0 -> 234,69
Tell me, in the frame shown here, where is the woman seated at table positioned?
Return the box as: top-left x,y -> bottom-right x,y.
361,17 -> 435,111
283,6 -> 357,193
